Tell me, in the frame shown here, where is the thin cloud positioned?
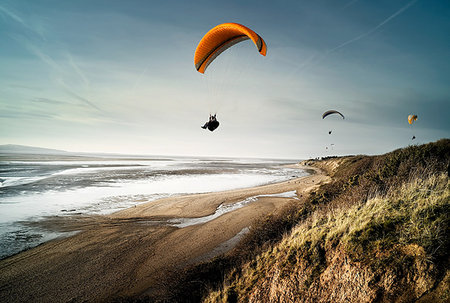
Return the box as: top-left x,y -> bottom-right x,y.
13,38 -> 101,111
64,90 -> 102,112
342,0 -> 359,9
8,84 -> 43,91
329,0 -> 418,53
33,97 -> 69,105
0,4 -> 25,26
66,53 -> 90,89
10,34 -> 62,72
0,110 -> 55,120
289,0 -> 419,77
59,80 -> 102,112
0,4 -> 46,40
9,34 -> 100,112
118,65 -> 150,101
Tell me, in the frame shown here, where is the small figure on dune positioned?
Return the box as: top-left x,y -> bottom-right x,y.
201,114 -> 220,132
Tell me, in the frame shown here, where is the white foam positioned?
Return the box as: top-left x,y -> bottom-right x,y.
0,176 -> 49,188
52,165 -> 147,176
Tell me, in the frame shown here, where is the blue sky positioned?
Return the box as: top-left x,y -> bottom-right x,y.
0,0 -> 449,159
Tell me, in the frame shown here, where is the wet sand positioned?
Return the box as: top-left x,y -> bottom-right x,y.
0,165 -> 328,302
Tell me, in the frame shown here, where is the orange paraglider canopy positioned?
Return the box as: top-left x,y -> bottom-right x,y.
194,23 -> 267,73
408,114 -> 418,125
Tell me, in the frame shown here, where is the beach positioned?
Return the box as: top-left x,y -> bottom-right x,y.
0,164 -> 328,302
0,154 -> 306,259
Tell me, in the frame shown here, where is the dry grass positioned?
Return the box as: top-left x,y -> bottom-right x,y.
344,173 -> 449,263
204,173 -> 449,302
201,139 -> 449,303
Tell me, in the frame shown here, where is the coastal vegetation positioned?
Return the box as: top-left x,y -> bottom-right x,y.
159,139 -> 449,302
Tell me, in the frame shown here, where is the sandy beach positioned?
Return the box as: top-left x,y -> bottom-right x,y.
0,165 -> 328,302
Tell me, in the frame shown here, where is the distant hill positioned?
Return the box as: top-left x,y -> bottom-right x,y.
0,144 -> 68,155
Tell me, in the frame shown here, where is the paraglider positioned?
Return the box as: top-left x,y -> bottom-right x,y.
194,23 -> 267,132
194,23 -> 267,74
201,114 -> 220,132
323,110 -> 344,136
408,114 -> 418,140
408,114 -> 418,125
322,110 -> 345,120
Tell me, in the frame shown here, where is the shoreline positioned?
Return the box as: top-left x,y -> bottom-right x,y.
0,161 -> 307,260
0,164 -> 328,302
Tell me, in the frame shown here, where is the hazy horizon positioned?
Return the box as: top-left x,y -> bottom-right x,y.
0,143 -> 304,160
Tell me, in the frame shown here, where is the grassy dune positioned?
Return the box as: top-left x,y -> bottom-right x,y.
154,140 -> 450,302
205,172 -> 449,302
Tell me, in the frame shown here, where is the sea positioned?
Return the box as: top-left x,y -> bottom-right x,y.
0,152 -> 306,259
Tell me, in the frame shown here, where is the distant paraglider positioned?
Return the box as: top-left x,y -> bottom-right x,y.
408,114 -> 418,140
322,110 -> 345,120
408,114 -> 418,125
323,110 -> 345,136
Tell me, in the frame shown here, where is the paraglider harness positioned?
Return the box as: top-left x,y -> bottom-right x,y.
201,114 -> 219,132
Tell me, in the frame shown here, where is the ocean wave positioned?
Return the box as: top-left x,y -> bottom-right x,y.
0,176 -> 50,188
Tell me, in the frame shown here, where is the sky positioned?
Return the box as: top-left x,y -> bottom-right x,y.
0,0 -> 449,159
